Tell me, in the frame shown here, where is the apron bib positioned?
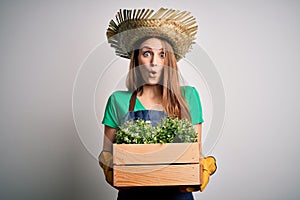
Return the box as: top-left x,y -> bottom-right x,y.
124,90 -> 167,126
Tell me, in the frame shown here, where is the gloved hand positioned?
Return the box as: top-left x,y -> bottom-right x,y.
98,151 -> 113,186
200,156 -> 217,192
179,156 -> 217,192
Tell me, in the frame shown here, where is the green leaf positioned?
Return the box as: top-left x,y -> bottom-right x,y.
115,117 -> 198,144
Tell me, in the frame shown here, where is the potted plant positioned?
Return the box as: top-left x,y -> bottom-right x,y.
113,117 -> 201,187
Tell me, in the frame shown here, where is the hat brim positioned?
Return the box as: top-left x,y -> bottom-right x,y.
106,8 -> 198,61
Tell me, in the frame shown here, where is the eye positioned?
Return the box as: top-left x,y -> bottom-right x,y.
143,51 -> 151,57
160,52 -> 166,58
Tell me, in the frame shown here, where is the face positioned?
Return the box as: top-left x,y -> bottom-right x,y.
137,38 -> 166,85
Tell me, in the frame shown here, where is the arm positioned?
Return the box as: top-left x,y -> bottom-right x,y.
195,123 -> 217,192
99,125 -> 116,186
194,123 -> 203,159
102,125 -> 117,152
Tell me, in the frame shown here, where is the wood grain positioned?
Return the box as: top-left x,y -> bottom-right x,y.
114,164 -> 200,187
113,143 -> 199,165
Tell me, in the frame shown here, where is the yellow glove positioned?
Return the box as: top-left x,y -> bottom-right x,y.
98,151 -> 113,186
179,156 -> 217,192
200,156 -> 217,192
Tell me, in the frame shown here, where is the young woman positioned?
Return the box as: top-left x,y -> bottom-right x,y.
99,8 -> 216,200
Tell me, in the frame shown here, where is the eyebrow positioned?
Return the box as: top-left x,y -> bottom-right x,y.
140,46 -> 164,51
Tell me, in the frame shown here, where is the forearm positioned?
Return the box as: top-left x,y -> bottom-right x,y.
194,123 -> 203,159
102,125 -> 116,152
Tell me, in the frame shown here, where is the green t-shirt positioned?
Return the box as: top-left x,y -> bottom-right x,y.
102,86 -> 204,129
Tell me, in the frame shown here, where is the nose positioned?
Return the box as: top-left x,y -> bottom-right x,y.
151,54 -> 159,66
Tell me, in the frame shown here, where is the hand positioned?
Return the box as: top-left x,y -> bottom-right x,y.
200,156 -> 217,192
179,156 -> 217,192
98,151 -> 113,186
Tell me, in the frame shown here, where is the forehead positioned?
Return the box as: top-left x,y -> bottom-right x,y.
139,38 -> 164,49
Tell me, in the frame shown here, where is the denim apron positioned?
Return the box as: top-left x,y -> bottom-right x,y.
117,91 -> 194,200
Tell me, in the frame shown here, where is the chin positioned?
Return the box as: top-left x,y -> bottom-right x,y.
145,80 -> 161,85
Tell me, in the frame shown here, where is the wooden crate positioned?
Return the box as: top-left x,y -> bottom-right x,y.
113,143 -> 200,187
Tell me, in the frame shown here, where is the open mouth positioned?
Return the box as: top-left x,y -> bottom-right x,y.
149,71 -> 157,77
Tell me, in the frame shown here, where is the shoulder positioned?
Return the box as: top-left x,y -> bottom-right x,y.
106,90 -> 133,109
180,85 -> 198,97
109,90 -> 132,100
180,85 -> 201,105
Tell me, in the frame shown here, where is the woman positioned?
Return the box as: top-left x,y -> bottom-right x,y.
99,8 -> 216,200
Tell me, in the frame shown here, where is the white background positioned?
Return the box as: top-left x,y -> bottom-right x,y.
1,0 -> 300,199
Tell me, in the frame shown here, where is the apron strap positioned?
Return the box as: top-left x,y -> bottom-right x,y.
129,91 -> 137,112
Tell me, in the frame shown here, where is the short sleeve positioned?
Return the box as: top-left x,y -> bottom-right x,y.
184,86 -> 204,125
102,94 -> 119,129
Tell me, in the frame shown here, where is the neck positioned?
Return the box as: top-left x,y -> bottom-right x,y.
139,84 -> 162,98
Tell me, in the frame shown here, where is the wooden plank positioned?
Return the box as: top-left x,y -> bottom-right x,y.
114,164 -> 200,187
113,143 -> 199,165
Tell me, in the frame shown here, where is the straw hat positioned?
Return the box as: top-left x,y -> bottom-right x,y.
106,8 -> 198,61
